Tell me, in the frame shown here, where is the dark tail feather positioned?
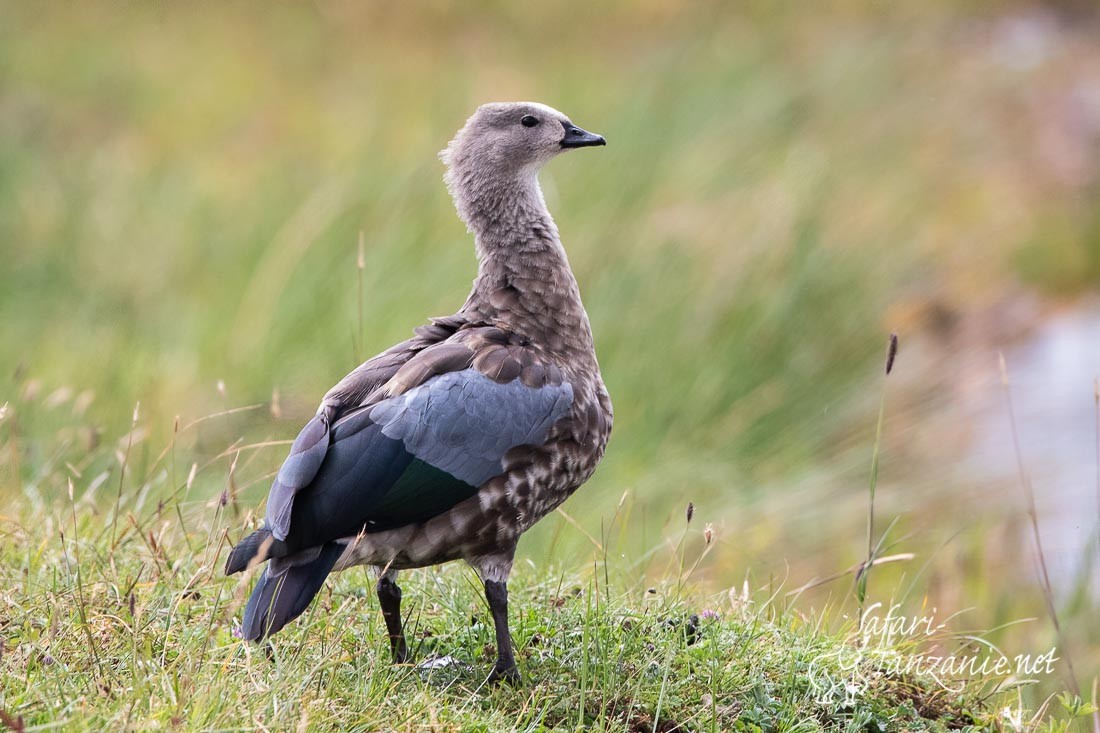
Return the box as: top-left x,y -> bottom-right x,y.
225,529 -> 283,575
240,542 -> 344,641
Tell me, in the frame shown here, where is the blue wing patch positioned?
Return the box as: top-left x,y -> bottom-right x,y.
367,369 -> 573,487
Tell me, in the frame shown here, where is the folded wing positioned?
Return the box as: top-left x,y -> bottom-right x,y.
269,362 -> 572,553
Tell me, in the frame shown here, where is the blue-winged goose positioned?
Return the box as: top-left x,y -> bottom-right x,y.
225,102 -> 612,683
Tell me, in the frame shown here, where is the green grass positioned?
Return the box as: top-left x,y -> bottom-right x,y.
0,452 -> 1015,730
1,396 -> 1094,730
0,570 -> 993,732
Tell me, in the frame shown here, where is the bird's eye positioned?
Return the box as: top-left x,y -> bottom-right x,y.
521,115 -> 540,128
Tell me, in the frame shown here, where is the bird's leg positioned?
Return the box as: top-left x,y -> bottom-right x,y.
376,573 -> 409,664
484,579 -> 520,684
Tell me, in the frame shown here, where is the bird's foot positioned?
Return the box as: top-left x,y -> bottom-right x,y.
487,662 -> 521,686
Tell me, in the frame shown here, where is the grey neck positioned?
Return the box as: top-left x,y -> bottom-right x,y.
449,166 -> 595,363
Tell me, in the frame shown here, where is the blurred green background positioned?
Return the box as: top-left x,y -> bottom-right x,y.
3,0 -> 1100,708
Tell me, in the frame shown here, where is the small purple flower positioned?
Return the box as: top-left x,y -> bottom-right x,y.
232,625 -> 243,639
701,609 -> 719,621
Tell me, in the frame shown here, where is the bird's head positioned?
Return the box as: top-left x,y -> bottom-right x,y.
440,102 -> 605,180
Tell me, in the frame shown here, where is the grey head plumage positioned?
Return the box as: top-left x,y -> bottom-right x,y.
440,102 -> 605,236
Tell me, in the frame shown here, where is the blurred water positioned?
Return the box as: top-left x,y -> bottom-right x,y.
967,304 -> 1100,589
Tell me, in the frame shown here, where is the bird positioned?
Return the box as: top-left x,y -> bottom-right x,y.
225,102 -> 613,683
